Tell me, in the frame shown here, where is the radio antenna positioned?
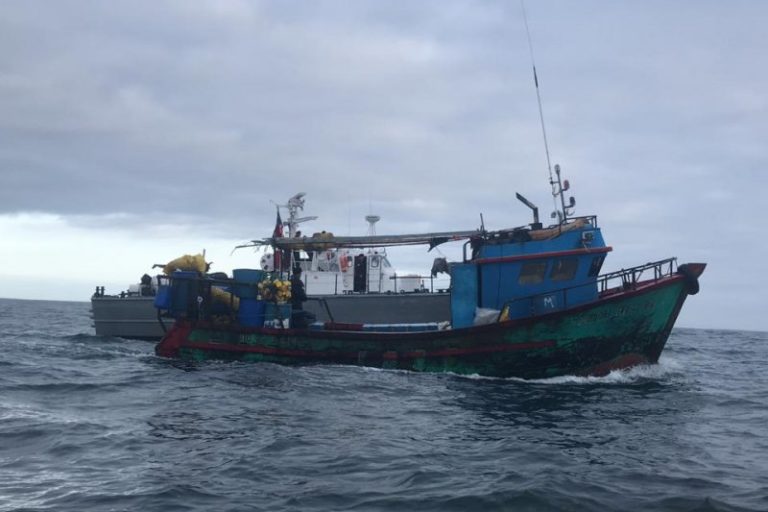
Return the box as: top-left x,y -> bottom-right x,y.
521,0 -> 552,181
520,0 -> 560,218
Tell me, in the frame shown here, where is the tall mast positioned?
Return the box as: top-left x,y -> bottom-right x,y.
520,1 -> 575,224
280,192 -> 318,237
521,2 -> 555,188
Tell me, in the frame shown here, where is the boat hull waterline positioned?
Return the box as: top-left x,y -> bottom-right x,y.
156,268 -> 702,379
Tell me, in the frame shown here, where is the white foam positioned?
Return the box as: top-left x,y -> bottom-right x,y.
449,357 -> 685,385
530,357 -> 685,385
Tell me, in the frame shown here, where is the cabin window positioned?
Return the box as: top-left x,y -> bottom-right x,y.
518,261 -> 547,285
370,256 -> 380,268
588,255 -> 606,277
550,258 -> 578,282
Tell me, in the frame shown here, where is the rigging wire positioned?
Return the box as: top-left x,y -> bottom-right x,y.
520,0 -> 559,216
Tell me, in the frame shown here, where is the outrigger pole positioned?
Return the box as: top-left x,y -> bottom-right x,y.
250,230 -> 481,252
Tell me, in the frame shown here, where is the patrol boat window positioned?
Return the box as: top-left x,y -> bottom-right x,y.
518,261 -> 548,285
550,258 -> 579,282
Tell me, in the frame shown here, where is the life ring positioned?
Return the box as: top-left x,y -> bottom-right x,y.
677,264 -> 700,295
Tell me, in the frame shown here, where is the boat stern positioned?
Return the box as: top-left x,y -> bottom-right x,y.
155,322 -> 193,358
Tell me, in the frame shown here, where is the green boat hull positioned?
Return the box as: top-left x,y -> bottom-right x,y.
156,272 -> 696,379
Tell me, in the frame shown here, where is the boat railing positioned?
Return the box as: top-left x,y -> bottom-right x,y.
597,257 -> 677,294
461,215 -> 600,262
498,257 -> 678,320
388,274 -> 451,294
298,272 -> 451,295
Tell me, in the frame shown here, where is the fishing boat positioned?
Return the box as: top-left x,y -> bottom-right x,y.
153,165 -> 705,379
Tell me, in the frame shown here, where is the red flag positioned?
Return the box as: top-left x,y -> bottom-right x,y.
273,209 -> 283,238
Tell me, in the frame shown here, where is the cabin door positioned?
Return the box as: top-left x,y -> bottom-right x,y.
353,254 -> 367,292
367,254 -> 382,292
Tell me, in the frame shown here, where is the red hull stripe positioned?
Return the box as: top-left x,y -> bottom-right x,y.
398,340 -> 555,358
181,339 -> 555,360
475,246 -> 612,265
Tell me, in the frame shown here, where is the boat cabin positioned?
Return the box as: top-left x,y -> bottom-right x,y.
287,247 -> 398,295
450,216 -> 610,327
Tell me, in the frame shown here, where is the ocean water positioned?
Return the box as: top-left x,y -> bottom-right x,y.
0,298 -> 766,512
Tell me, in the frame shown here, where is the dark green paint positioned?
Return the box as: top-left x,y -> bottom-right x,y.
173,281 -> 688,379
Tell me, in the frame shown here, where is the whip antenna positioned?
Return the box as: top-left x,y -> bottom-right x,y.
521,0 -> 552,182
520,0 -> 560,218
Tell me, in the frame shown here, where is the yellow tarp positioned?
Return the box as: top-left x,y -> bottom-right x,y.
163,253 -> 207,274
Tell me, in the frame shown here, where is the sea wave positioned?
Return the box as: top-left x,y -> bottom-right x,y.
1,301 -> 767,512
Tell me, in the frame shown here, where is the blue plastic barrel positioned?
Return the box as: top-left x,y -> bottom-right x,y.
232,268 -> 266,299
238,299 -> 266,327
153,285 -> 171,309
233,268 -> 266,282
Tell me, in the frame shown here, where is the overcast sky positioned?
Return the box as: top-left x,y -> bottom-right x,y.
0,1 -> 765,331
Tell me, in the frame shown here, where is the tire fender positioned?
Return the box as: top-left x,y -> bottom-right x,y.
677,264 -> 700,295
